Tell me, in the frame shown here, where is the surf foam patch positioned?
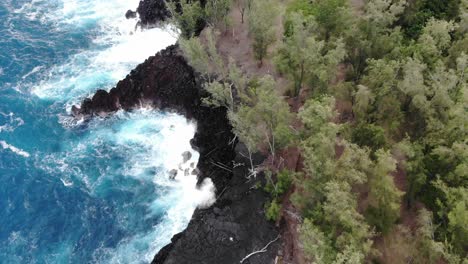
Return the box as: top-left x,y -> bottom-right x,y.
30,0 -> 177,108
0,140 -> 30,157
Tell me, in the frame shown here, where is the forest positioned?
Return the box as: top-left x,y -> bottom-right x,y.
166,0 -> 467,263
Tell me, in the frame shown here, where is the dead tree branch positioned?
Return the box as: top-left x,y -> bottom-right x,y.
239,235 -> 280,263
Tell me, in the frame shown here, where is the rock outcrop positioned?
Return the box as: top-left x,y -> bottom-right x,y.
73,45 -> 280,264
136,0 -> 171,27
135,0 -> 206,33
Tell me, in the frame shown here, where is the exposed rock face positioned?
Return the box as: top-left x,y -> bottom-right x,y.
153,144 -> 280,264
75,45 -> 233,190
136,0 -> 207,31
73,45 -> 280,264
125,10 -> 137,19
136,0 -> 171,27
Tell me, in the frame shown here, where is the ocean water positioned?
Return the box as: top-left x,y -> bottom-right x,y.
0,1 -> 214,263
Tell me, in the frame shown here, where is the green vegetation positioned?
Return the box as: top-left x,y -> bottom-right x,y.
247,0 -> 279,65
170,0 -> 468,262
166,0 -> 204,38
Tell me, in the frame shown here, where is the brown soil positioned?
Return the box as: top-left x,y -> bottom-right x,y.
280,190 -> 308,264
213,3 -> 291,95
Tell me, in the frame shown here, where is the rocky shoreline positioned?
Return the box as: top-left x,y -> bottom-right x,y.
72,41 -> 280,263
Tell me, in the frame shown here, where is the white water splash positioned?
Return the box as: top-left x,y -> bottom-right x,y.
29,0 -> 177,109
0,112 -> 25,132
37,109 -> 216,263
22,65 -> 44,79
0,140 -> 30,157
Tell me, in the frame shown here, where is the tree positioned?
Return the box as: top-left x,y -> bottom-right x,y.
275,12 -> 316,97
180,27 -> 241,111
288,0 -> 352,40
416,18 -> 456,65
323,181 -> 373,263
311,0 -> 352,40
353,85 -> 375,121
434,181 -> 468,256
459,0 -> 468,34
399,0 -> 460,38
275,12 -> 346,97
351,123 -> 387,153
247,0 -> 279,66
398,57 -> 430,117
395,140 -> 428,206
205,0 -> 232,29
333,142 -> 372,185
235,0 -> 252,23
413,209 -> 447,263
367,149 -> 404,234
300,218 -> 336,263
179,35 -> 210,75
229,76 -> 293,158
359,59 -> 403,133
364,0 -> 407,29
166,0 -> 205,38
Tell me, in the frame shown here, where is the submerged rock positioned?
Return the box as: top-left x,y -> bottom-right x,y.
168,169 -> 178,180
182,151 -> 192,163
191,168 -> 200,176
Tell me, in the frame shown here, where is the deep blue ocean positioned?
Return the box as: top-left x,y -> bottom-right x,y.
0,1 -> 214,263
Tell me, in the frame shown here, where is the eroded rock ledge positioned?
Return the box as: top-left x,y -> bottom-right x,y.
73,45 -> 280,264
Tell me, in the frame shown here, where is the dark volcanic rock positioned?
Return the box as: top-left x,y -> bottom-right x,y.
136,0 -> 207,33
76,45 -> 233,189
153,143 -> 280,264
74,45 -> 280,264
182,151 -> 192,163
136,0 -> 171,26
125,10 -> 137,19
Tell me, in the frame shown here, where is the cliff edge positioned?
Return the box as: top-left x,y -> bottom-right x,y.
73,45 -> 280,264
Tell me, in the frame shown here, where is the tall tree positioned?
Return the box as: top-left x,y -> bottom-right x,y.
359,59 -> 403,133
166,0 -> 205,38
229,76 -> 292,158
275,12 -> 346,97
235,0 -> 252,23
205,0 -> 232,29
367,149 -> 404,234
247,0 -> 279,66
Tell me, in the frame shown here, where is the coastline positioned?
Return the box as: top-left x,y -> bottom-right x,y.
73,42 -> 280,263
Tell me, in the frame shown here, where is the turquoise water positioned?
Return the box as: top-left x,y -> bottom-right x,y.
0,1 -> 213,263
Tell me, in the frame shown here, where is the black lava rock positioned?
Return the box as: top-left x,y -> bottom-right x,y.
73,45 -> 280,264
125,10 -> 137,19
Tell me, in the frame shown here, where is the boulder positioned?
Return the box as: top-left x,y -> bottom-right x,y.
125,10 -> 137,19
182,151 -> 192,163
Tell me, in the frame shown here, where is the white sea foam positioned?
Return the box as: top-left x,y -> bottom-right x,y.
93,110 -> 216,263
0,112 -> 24,132
22,66 -> 44,79
60,178 -> 73,187
29,0 -> 177,109
0,140 -> 30,158
36,109 -> 216,263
